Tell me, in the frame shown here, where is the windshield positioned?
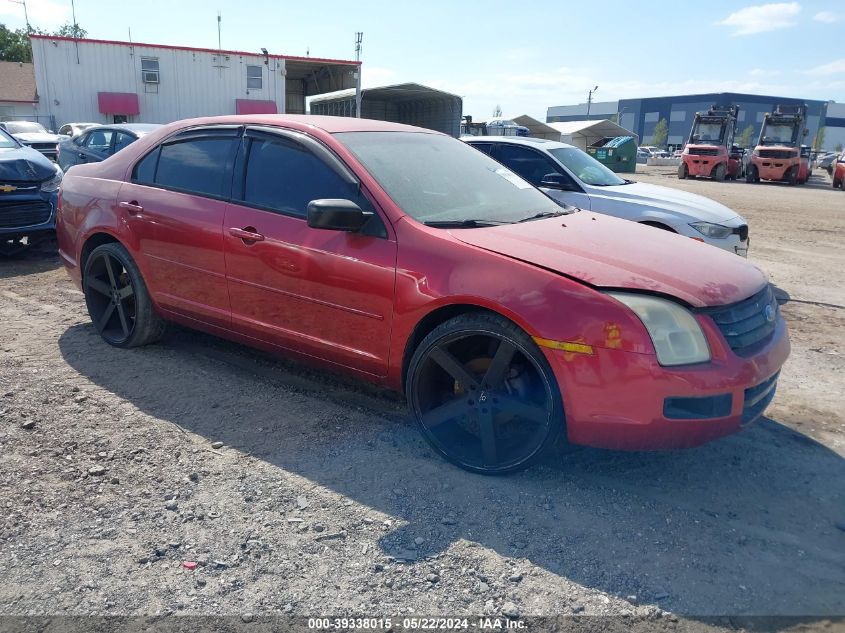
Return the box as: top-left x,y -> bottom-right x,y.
760,123 -> 797,146
4,121 -> 48,135
0,128 -> 19,149
548,147 -> 626,186
335,132 -> 561,224
690,121 -> 725,144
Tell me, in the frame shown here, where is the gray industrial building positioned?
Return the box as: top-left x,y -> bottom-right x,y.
548,93 -> 844,151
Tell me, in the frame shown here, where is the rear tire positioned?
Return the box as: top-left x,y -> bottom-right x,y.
406,312 -> 563,475
83,242 -> 166,348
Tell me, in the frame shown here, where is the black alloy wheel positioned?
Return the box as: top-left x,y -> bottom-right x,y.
407,312 -> 562,475
83,242 -> 165,348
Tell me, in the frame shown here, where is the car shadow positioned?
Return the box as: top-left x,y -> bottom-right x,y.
57,323 -> 845,619
0,237 -> 60,280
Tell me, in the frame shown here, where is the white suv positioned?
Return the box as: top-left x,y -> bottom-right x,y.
464,136 -> 750,256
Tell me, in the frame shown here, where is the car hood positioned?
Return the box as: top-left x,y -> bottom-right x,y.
589,181 -> 742,224
13,132 -> 62,144
0,145 -> 56,181
449,212 -> 766,308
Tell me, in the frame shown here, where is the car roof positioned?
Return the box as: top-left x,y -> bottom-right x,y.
462,135 -> 576,151
159,114 -> 437,135
83,123 -> 164,135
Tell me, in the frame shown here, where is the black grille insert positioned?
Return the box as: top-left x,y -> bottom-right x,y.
702,285 -> 779,356
758,149 -> 796,159
0,200 -> 52,229
742,372 -> 779,425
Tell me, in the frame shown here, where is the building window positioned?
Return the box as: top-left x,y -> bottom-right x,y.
670,110 -> 686,122
247,65 -> 263,90
141,58 -> 160,84
644,111 -> 659,123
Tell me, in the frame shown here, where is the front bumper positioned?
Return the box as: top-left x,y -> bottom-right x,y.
0,192 -> 58,237
544,316 -> 790,451
684,156 -> 723,177
754,160 -> 793,181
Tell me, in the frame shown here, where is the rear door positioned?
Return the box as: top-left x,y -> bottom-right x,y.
117,126 -> 240,329
492,143 -> 592,210
223,126 -> 397,377
80,128 -> 114,164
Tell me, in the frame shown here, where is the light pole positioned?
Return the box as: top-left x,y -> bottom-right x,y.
8,0 -> 30,33
586,85 -> 599,118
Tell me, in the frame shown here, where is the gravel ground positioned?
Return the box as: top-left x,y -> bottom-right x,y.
1,166 -> 844,630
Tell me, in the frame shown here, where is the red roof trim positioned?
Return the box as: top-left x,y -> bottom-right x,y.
29,34 -> 360,66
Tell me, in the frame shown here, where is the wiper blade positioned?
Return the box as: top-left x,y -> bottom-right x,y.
517,209 -> 571,223
423,219 -> 508,228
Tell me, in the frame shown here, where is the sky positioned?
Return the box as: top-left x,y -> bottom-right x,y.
1,0 -> 843,120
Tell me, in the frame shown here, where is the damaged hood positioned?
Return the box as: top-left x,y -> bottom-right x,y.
0,145 -> 58,182
450,212 -> 766,308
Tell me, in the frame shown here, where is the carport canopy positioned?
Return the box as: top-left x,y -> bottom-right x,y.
545,119 -> 638,150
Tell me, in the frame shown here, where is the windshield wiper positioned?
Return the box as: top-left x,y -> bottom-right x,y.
517,209 -> 571,223
423,219 -> 509,228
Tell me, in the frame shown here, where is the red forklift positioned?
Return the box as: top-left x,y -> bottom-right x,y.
747,104 -> 809,185
678,105 -> 744,181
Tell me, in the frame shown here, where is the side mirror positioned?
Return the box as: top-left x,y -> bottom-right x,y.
540,173 -> 576,191
307,199 -> 372,232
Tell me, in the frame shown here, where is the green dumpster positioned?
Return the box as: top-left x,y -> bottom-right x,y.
585,135 -> 637,173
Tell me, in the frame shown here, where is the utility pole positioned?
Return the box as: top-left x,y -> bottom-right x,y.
217,11 -> 222,51
8,0 -> 31,33
586,85 -> 598,118
354,31 -> 363,118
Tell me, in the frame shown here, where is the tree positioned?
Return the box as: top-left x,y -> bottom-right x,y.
0,24 -> 32,62
651,118 -> 668,147
55,22 -> 87,39
0,21 -> 86,63
736,124 -> 755,148
813,126 -> 825,151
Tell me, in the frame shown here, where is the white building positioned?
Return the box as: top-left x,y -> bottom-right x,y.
30,35 -> 359,128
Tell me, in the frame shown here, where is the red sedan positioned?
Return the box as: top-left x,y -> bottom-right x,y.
57,116 -> 790,474
833,152 -> 845,189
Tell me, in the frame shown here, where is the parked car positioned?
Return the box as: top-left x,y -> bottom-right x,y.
640,146 -> 669,158
57,115 -> 789,474
58,122 -> 99,137
0,120 -> 62,161
833,152 -> 845,189
464,137 -> 750,256
818,151 -> 839,176
58,124 -> 162,171
0,126 -> 63,256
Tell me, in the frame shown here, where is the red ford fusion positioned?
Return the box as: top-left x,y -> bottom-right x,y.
57,115 -> 790,474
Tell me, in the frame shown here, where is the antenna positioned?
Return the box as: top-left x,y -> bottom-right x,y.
355,31 -> 363,62
217,11 -> 222,51
70,0 -> 79,64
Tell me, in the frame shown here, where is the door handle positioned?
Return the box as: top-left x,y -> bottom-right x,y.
119,201 -> 144,215
229,227 -> 265,243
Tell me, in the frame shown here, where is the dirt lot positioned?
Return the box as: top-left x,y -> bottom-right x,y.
1,166 -> 844,630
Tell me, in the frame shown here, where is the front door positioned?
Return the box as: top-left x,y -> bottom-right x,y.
117,127 -> 240,329
223,127 -> 397,377
492,143 -> 592,210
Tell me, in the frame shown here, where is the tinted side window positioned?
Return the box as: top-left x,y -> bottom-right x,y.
470,143 -> 494,155
155,137 -> 237,198
113,132 -> 136,155
132,148 -> 159,184
240,136 -> 369,217
85,130 -> 113,153
496,145 -> 563,187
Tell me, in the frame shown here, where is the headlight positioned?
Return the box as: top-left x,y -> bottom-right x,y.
40,167 -> 63,193
690,221 -> 733,239
607,292 -> 711,366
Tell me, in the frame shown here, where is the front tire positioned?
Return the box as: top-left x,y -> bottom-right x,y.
713,163 -> 726,182
677,162 -> 688,180
786,166 -> 798,186
746,165 -> 758,183
83,242 -> 166,348
406,312 -> 563,475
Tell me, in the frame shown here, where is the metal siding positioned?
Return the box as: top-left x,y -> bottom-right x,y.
31,38 -> 286,125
